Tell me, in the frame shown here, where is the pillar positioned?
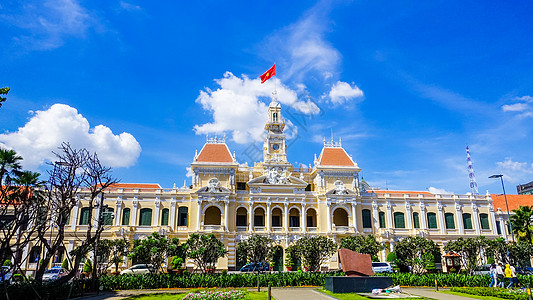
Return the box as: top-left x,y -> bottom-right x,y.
224,200 -> 229,231
131,197 -> 138,226
455,203 -> 464,235
472,205 -> 481,234
437,202 -> 446,234
71,199 -> 80,230
498,215 -> 508,240
489,206 -> 498,235
420,202 -> 427,230
114,199 -> 123,226
372,200 -> 379,232
326,202 -> 332,233
405,201 -> 413,229
154,198 -> 161,226
196,200 -> 201,231
386,201 -> 393,229
170,198 -> 176,230
351,201 -> 358,232
301,203 -> 306,232
249,202 -> 254,232
266,201 -> 271,232
284,202 -> 289,233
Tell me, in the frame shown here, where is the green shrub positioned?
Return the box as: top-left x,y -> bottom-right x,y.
450,287 -> 528,300
61,258 -> 69,270
2,259 -> 11,267
83,259 -> 92,273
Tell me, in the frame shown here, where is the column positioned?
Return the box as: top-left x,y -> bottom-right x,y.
131,198 -> 139,226
455,203 -> 464,235
196,200 -> 201,231
22,244 -> 29,270
326,202 -> 332,233
405,201 -> 413,229
372,201 -> 379,232
489,206 -> 498,235
170,198 -> 177,231
71,199 -> 80,230
437,202 -> 446,234
420,202 -> 427,230
224,200 -> 229,231
266,202 -> 271,232
472,205 -> 481,234
93,195 -> 101,230
248,202 -> 254,232
351,201 -> 358,232
284,202 -> 289,233
301,203 -> 306,233
498,215 -> 508,240
154,198 -> 161,226
386,201 -> 393,229
114,199 -> 123,226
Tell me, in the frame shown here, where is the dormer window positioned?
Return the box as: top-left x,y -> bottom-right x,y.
272,112 -> 278,122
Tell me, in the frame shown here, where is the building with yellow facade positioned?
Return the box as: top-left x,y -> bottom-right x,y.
21,98 -> 509,274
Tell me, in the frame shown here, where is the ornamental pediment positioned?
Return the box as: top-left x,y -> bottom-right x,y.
196,178 -> 231,194
247,175 -> 307,187
326,180 -> 356,195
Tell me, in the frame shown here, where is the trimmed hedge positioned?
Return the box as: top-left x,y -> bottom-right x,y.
100,272 -> 344,290
382,272 -> 491,287
450,287 -> 528,300
0,279 -> 91,300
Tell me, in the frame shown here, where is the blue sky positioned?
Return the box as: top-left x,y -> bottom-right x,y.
1,0 -> 533,195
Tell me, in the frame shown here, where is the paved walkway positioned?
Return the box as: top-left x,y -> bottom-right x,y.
271,287 -> 336,300
402,287 -> 479,299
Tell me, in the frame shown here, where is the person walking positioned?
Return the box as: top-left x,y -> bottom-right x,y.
504,264 -> 513,288
496,263 -> 505,288
508,264 -> 518,289
489,264 -> 497,287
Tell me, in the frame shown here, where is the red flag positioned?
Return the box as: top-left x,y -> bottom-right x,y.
260,64 -> 276,83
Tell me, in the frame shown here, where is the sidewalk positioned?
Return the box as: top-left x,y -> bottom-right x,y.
402,287 -> 480,300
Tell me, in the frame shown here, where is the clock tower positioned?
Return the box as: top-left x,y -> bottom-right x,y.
263,98 -> 289,165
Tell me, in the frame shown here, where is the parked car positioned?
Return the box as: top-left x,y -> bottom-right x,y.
240,262 -> 269,272
517,267 -> 533,275
0,266 -> 13,284
120,264 -> 155,275
372,262 -> 393,273
472,264 -> 491,276
42,267 -> 68,282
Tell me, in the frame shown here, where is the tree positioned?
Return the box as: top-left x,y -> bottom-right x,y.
443,236 -> 490,275
185,233 -> 227,273
128,233 -> 172,273
293,236 -> 337,272
236,234 -> 274,270
0,87 -> 9,108
394,236 -> 440,274
339,235 -> 385,261
508,241 -> 533,267
511,206 -> 533,243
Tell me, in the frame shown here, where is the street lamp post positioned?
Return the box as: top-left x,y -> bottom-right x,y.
489,174 -> 515,242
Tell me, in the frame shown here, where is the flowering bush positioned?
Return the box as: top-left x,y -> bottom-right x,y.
183,289 -> 246,300
450,287 -> 528,300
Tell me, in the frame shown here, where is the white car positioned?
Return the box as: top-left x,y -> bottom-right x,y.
372,262 -> 393,273
120,264 -> 155,275
42,267 -> 68,282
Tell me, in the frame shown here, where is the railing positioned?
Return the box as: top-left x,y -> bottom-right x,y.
203,225 -> 221,231
289,227 -> 300,232
254,226 -> 265,232
334,226 -> 350,233
307,227 -> 318,233
272,227 -> 283,232
236,226 -> 248,232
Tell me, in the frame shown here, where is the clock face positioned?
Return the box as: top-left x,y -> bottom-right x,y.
272,144 -> 280,150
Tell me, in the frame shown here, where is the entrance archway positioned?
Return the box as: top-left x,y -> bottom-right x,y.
204,206 -> 221,225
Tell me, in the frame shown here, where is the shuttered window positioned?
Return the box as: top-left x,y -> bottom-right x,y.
413,212 -> 420,228
480,213 -> 490,230
427,212 -> 437,229
122,208 -> 130,225
161,208 -> 169,226
178,207 -> 188,226
362,209 -> 372,228
496,220 -> 502,234
139,208 -> 152,226
394,212 -> 405,228
445,213 -> 455,229
379,212 -> 386,228
79,208 -> 90,225
463,213 -> 473,229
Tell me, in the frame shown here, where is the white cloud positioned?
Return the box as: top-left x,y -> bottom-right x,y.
119,1 -> 142,11
328,81 -> 364,104
502,103 -> 529,112
0,104 -> 141,169
5,0 -> 95,50
194,72 -> 318,144
428,187 -> 453,194
185,167 -> 194,178
501,95 -> 533,118
496,158 -> 533,183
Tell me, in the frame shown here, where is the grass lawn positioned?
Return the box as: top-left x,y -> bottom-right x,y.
122,290 -> 272,300
439,290 -> 514,300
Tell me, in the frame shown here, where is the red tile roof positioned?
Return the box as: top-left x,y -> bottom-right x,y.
491,194 -> 533,212
318,147 -> 355,167
196,143 -> 234,163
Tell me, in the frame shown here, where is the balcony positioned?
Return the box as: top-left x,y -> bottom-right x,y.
203,225 -> 221,231
254,226 -> 265,232
289,227 -> 300,233
272,227 -> 283,232
236,226 -> 248,232
307,227 -> 318,233
334,226 -> 350,233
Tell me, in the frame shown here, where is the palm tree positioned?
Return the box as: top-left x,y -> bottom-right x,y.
0,148 -> 23,185
510,206 -> 533,243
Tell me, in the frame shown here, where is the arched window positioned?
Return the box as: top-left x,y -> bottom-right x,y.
254,207 -> 265,227
178,207 -> 188,226
333,208 -> 349,226
103,207 -> 114,225
480,213 -> 490,229
393,212 -> 405,228
378,212 -> 386,228
445,213 -> 455,229
236,207 -> 247,226
161,208 -> 169,226
306,208 -> 317,228
122,208 -> 130,226
79,207 -> 91,225
462,213 -> 473,229
204,206 -> 221,225
273,112 -> 278,122
413,212 -> 420,229
289,208 -> 300,227
362,209 -> 372,228
272,208 -> 282,227
427,212 -> 437,229
139,208 -> 152,226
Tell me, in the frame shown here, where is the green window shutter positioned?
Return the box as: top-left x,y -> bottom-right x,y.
161,208 -> 169,226
480,213 -> 490,230
362,209 -> 372,228
379,212 -> 386,228
445,213 -> 455,229
140,208 -> 152,226
496,220 -> 502,234
413,212 -> 420,228
463,213 -> 472,229
178,207 -> 188,226
394,212 -> 405,228
427,212 -> 437,229
103,208 -> 114,225
79,208 -> 90,225
122,208 -> 130,225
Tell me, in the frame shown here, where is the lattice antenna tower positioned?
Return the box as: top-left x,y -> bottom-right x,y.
466,146 -> 479,195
